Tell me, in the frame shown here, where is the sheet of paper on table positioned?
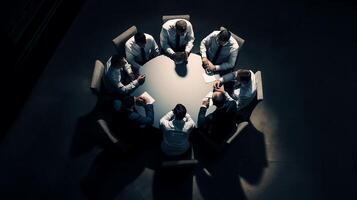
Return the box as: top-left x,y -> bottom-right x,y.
140,91 -> 155,104
202,72 -> 220,83
203,91 -> 214,107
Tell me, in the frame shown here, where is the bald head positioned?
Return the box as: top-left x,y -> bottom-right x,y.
212,91 -> 226,107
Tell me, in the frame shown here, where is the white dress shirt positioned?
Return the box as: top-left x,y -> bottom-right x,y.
220,70 -> 256,110
200,31 -> 239,71
125,33 -> 160,71
102,56 -> 138,94
160,19 -> 195,56
159,111 -> 196,155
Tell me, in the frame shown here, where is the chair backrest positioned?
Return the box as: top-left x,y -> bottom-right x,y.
255,71 -> 263,101
97,119 -> 118,144
112,26 -> 137,56
90,60 -> 105,94
225,121 -> 249,144
162,15 -> 190,23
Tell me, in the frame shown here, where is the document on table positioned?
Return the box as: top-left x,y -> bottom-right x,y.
202,71 -> 220,83
203,91 -> 214,107
140,91 -> 155,104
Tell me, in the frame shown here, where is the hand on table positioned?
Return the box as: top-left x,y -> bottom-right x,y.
135,96 -> 149,106
129,73 -> 136,81
137,74 -> 146,85
214,85 -> 225,93
202,99 -> 210,108
213,80 -> 222,89
202,57 -> 209,69
207,63 -> 216,72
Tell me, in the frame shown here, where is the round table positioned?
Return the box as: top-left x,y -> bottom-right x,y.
133,54 -> 216,128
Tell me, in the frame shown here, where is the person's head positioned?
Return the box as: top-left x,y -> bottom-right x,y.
175,20 -> 187,36
173,104 -> 187,120
134,32 -> 146,48
217,29 -> 231,46
212,91 -> 226,108
236,69 -> 251,84
111,54 -> 126,68
122,96 -> 135,108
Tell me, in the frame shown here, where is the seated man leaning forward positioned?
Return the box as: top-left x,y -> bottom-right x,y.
214,69 -> 257,111
160,104 -> 196,156
125,32 -> 160,73
200,28 -> 239,74
103,54 -> 146,96
113,95 -> 154,141
197,91 -> 237,144
160,19 -> 194,63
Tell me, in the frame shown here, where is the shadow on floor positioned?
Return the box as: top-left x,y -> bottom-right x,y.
193,123 -> 268,199
152,167 -> 194,200
70,101 -> 113,157
81,148 -> 146,200
71,95 -> 267,199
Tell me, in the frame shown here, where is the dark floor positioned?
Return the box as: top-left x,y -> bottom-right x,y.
1,0 -> 357,199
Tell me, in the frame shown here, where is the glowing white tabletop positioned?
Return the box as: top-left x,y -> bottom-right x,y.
133,54 -> 216,128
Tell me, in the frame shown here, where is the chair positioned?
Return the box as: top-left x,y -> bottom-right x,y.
97,119 -> 119,144
161,146 -> 198,168
220,26 -> 245,69
162,15 -> 190,23
198,121 -> 249,152
90,59 -> 118,112
237,70 -> 264,121
112,26 -> 137,56
90,60 -> 105,95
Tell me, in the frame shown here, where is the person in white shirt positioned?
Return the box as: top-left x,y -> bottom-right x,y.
102,54 -> 145,95
160,19 -> 195,63
213,69 -> 256,111
125,32 -> 160,72
200,29 -> 239,73
159,104 -> 196,156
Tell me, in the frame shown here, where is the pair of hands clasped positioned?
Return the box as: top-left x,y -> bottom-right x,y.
129,73 -> 146,85
202,57 -> 216,72
134,96 -> 150,106
173,51 -> 189,62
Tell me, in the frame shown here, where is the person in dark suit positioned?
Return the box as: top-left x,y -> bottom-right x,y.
112,95 -> 154,145
197,91 -> 237,147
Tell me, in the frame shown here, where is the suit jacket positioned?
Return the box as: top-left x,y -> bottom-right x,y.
113,104 -> 154,141
197,100 -> 237,141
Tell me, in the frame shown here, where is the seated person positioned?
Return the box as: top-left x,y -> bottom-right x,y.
125,32 -> 160,72
197,91 -> 237,145
214,69 -> 256,111
200,28 -> 239,74
102,54 -> 145,96
112,95 -> 154,143
160,19 -> 194,63
159,104 -> 196,156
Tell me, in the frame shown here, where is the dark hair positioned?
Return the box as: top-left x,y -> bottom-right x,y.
218,29 -> 231,42
175,20 -> 187,32
134,32 -> 146,44
238,70 -> 251,83
212,91 -> 226,108
122,96 -> 135,108
173,104 -> 187,120
111,54 -> 124,66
